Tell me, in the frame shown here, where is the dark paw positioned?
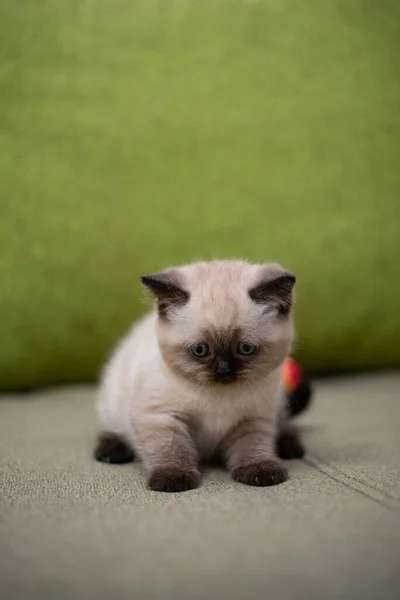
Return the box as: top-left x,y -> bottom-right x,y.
148,468 -> 200,493
94,433 -> 135,464
276,432 -> 305,460
233,460 -> 288,487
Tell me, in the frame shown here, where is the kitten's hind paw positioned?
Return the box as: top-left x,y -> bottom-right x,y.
233,460 -> 288,487
276,430 -> 305,460
148,467 -> 200,493
94,432 -> 135,464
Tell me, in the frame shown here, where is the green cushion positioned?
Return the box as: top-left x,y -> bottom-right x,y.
1,0 -> 400,389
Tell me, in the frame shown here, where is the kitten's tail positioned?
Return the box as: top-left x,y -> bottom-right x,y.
286,380 -> 312,418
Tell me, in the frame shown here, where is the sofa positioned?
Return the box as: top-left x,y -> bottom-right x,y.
1,373 -> 400,599
1,1 -> 400,598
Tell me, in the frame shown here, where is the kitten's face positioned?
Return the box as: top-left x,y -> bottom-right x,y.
142,260 -> 295,388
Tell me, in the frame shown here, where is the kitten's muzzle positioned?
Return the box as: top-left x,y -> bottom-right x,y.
212,356 -> 237,384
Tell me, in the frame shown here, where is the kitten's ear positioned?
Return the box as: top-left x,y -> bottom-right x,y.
249,265 -> 296,315
141,271 -> 189,318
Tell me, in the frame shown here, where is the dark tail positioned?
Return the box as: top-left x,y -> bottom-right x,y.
286,380 -> 313,418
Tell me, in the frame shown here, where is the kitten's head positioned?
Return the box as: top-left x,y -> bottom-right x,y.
142,260 -> 295,387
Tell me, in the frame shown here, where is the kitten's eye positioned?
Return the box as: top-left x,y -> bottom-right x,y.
236,342 -> 257,356
190,343 -> 211,358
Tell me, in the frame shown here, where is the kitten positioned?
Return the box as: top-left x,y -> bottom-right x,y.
95,260 -> 305,493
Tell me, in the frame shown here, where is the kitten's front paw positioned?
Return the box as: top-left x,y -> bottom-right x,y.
148,467 -> 200,493
233,460 -> 288,487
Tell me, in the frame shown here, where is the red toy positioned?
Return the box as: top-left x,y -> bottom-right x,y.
282,358 -> 312,417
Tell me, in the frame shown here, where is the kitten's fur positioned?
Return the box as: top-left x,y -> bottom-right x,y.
95,260 -> 304,492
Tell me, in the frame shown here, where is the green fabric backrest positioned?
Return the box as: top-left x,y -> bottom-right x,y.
1,0 -> 399,389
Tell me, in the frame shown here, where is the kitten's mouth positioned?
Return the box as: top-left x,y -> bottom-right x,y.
213,373 -> 238,384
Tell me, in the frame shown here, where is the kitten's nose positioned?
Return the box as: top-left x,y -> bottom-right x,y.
213,356 -> 237,383
214,358 -> 231,374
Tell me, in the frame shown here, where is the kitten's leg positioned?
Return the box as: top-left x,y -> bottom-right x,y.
94,432 -> 135,464
135,415 -> 200,493
220,419 -> 288,487
276,422 -> 305,460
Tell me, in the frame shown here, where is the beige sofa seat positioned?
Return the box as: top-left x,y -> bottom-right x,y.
1,373 -> 400,600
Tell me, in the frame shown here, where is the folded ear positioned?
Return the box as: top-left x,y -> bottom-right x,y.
249,265 -> 296,315
141,270 -> 189,318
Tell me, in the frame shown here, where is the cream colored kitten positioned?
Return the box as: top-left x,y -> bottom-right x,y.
95,260 -> 304,492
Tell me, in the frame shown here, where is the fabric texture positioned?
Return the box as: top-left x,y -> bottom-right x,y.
1,373 -> 400,599
1,0 -> 400,388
